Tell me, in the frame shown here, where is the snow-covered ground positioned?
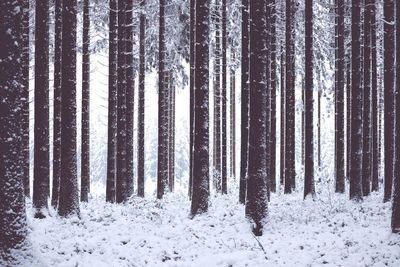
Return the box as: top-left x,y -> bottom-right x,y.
26,190 -> 400,267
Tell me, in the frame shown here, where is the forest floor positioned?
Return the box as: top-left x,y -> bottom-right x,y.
25,190 -> 400,267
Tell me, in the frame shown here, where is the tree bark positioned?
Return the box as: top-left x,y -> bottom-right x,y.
221,0 -> 228,194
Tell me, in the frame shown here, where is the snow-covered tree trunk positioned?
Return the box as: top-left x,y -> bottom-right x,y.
383,0 -> 395,203
304,0 -> 315,199
0,0 -> 28,260
191,0 -> 210,215
230,50 -> 236,181
168,74 -> 176,192
335,0 -> 345,193
81,0 -> 91,202
106,0 -> 118,203
33,0 -> 50,218
137,0 -> 146,198
221,0 -> 228,194
349,0 -> 363,201
59,0 -> 80,217
246,0 -> 268,236
239,0 -> 249,204
52,0 -> 63,207
280,45 -> 285,186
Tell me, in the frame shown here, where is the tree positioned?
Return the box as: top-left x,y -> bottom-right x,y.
22,0 -> 30,198
189,0 -> 195,198
239,0 -> 249,204
191,0 -> 210,215
362,0 -> 372,197
0,0 -> 28,260
335,0 -> 345,193
81,0 -> 90,202
157,0 -> 168,199
106,0 -> 118,203
52,0 -> 63,208
229,50 -> 236,181
392,0 -> 400,233
269,0 -> 277,193
280,45 -> 285,186
221,0 -> 227,194
383,0 -> 395,203
137,0 -> 146,198
246,0 -> 268,236
213,0 -> 222,193
304,0 -> 315,199
168,74 -> 176,192
284,0 -> 296,193
125,0 -> 134,197
349,0 -> 363,201
116,0 -> 128,203
33,0 -> 50,218
59,0 -> 80,217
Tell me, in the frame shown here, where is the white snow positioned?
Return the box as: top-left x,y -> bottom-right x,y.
24,190 -> 400,267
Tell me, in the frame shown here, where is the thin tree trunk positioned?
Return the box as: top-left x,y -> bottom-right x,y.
169,74 -> 176,192
246,0 -> 268,236
221,0 -> 227,194
106,0 -> 118,203
335,0 -> 345,193
349,0 -> 363,201
239,0 -> 249,204
137,0 -> 146,198
81,0 -> 90,202
346,52 -> 351,180
0,0 -> 28,258
265,2 -> 271,200
33,0 -> 50,218
229,50 -> 236,181
280,45 -> 285,186
59,0 -> 80,217
304,0 -> 315,199
191,0 -> 210,215
383,0 -> 395,203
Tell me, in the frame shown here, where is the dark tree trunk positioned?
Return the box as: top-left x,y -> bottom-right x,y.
52,0 -> 63,208
229,51 -> 236,181
246,0 -> 268,236
280,45 -> 285,186
189,0 -> 195,199
284,0 -> 295,193
392,0 -> 400,233
33,0 -> 50,218
59,0 -> 80,217
349,0 -> 363,201
362,0 -> 372,197
191,0 -> 210,215
304,0 -> 315,199
157,0 -> 168,199
137,0 -> 146,198
116,0 -> 127,203
125,0 -> 134,198
371,0 -> 379,192
335,0 -> 345,193
0,0 -> 28,259
213,0 -> 222,193
221,0 -> 228,194
22,0 -> 30,198
81,0 -> 90,202
383,0 -> 395,203
239,0 -> 249,204
106,0 -> 118,203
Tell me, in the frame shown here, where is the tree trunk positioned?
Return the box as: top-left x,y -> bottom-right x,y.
169,74 -> 176,192
280,45 -> 285,186
191,0 -> 210,215
81,0 -> 90,202
230,50 -> 236,181
189,0 -> 195,199
269,0 -> 277,193
349,0 -> 363,201
137,0 -> 146,198
106,0 -> 118,203
239,0 -> 249,204
0,0 -> 28,259
33,0 -> 50,218
346,52 -> 351,180
371,0 -> 379,192
335,0 -> 345,193
383,0 -> 395,203
265,2 -> 271,200
22,0 -> 30,198
59,0 -> 80,217
392,0 -> 400,233
284,0 -> 295,193
221,0 -> 228,194
157,0 -> 168,199
246,0 -> 268,236
304,0 -> 315,199
125,0 -> 134,198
